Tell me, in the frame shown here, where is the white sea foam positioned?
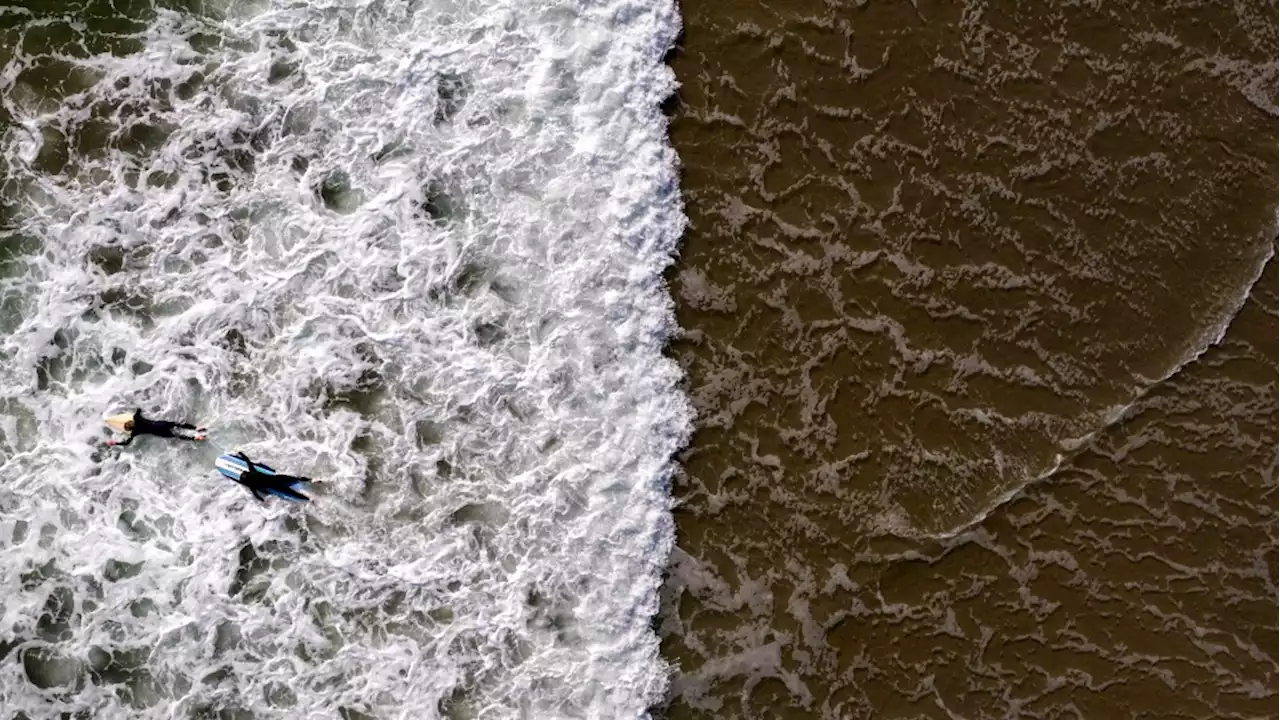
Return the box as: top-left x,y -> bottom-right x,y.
0,0 -> 689,717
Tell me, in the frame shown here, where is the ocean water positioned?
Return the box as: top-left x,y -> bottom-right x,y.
657,1 -> 1277,717
0,0 -> 689,717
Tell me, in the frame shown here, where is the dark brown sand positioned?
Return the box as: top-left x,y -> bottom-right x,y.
659,1 -> 1277,716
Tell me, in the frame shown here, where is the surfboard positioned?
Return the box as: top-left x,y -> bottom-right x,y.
105,412 -> 135,432
215,454 -> 309,502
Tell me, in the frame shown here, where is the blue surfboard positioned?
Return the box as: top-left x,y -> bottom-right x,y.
215,453 -> 309,502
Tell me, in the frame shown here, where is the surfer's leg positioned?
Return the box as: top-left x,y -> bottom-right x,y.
276,485 -> 310,502
158,422 -> 204,440
147,421 -> 180,438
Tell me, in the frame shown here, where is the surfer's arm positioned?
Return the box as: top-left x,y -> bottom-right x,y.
249,487 -> 267,503
108,436 -> 133,447
234,452 -> 259,472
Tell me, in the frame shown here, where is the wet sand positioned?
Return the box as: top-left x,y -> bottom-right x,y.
659,0 -> 1277,716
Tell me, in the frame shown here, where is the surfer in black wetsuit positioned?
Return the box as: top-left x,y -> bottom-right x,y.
233,451 -> 318,503
107,408 -> 206,446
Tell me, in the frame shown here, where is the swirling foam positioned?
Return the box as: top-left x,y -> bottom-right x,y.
0,0 -> 688,717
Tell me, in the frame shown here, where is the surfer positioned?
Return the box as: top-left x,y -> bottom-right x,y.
232,452 -> 317,503
106,408 -> 207,447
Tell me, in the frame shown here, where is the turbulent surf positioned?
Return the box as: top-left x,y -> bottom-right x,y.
0,0 -> 689,717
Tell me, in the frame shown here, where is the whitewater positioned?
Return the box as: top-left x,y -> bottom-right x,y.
0,0 -> 689,717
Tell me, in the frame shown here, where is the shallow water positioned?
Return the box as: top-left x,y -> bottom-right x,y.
659,0 -> 1277,716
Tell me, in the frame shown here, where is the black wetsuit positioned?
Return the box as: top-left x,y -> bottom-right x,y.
234,452 -> 314,502
114,408 -> 201,446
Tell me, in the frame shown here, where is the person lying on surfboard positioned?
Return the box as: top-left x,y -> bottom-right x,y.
106,408 -> 207,447
232,452 -> 318,503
